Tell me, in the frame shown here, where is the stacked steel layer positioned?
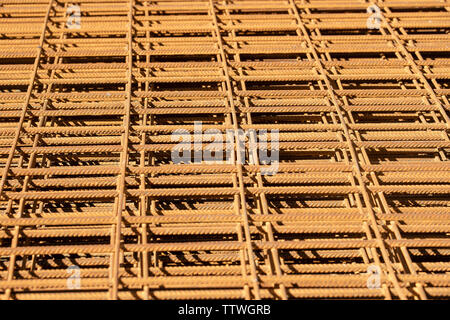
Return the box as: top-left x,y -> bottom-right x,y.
0,0 -> 449,300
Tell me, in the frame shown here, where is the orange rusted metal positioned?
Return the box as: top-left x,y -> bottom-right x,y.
0,0 -> 449,300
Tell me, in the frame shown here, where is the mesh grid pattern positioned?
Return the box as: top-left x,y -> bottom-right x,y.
0,0 -> 449,299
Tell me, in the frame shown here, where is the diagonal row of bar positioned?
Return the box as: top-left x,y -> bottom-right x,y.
0,0 -> 449,300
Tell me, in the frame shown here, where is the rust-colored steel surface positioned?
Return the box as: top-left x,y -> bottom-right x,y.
0,0 -> 449,300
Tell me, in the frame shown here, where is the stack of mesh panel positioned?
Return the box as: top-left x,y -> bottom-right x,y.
0,0 -> 449,300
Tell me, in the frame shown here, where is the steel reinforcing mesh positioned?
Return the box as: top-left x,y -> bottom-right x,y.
0,0 -> 449,300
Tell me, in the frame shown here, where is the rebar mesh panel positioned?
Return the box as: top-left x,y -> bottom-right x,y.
0,0 -> 449,300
